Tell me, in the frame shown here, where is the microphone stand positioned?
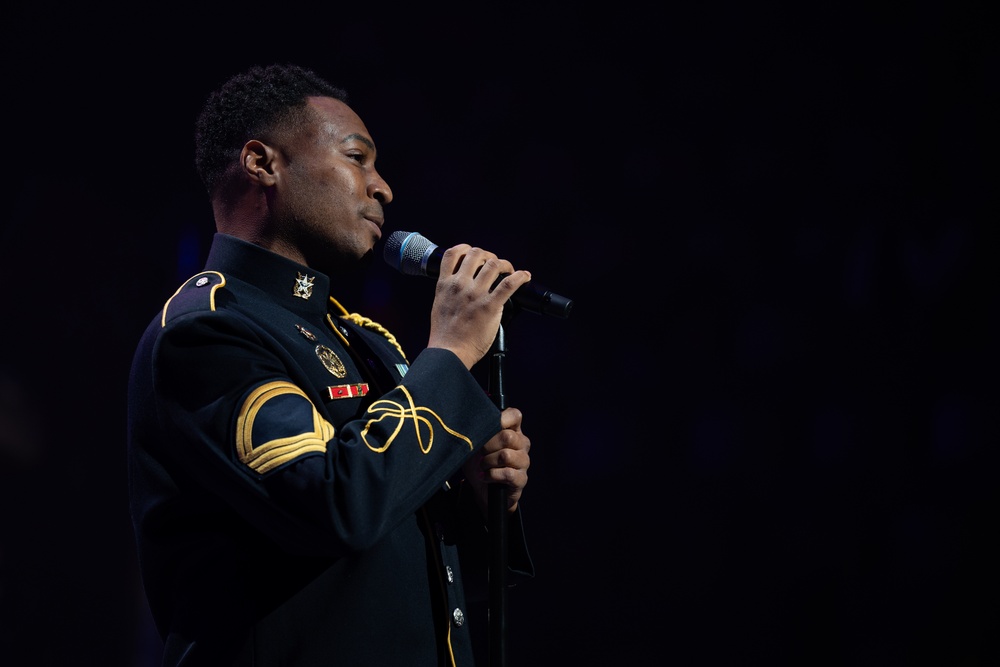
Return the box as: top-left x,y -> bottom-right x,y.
485,284 -> 571,667
487,322 -> 508,667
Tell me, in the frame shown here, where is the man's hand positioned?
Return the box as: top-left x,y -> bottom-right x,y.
463,407 -> 531,515
427,244 -> 531,369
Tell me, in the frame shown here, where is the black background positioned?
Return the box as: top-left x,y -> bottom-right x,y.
2,4 -> 997,665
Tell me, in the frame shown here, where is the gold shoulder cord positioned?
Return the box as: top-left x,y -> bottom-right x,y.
327,297 -> 409,363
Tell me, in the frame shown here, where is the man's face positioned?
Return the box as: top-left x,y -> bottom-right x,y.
272,96 -> 393,276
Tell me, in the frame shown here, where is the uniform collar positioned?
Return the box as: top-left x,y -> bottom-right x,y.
204,233 -> 332,318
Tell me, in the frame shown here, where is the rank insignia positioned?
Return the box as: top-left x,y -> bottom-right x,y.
293,273 -> 315,300
315,345 -> 347,378
295,324 -> 317,341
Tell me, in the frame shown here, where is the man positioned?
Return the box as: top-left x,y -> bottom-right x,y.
127,63 -> 534,665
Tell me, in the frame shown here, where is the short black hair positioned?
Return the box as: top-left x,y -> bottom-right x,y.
194,63 -> 349,196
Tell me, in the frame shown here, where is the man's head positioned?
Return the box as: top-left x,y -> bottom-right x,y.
195,63 -> 392,275
195,64 -> 349,198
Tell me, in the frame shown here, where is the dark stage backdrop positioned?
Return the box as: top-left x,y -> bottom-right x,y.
2,5 -> 997,666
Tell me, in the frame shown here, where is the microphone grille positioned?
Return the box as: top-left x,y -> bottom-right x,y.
383,231 -> 435,276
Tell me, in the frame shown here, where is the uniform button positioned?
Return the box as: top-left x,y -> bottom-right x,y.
452,607 -> 465,627
446,565 -> 454,584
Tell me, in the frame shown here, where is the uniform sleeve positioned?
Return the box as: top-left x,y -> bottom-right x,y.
150,308 -> 502,557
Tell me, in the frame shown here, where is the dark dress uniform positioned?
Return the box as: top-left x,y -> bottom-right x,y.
127,233 -> 532,666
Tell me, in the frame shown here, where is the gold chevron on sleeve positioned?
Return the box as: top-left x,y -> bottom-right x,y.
236,381 -> 334,474
360,384 -> 474,454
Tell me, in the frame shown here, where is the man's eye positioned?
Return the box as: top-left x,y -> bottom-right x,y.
348,153 -> 365,163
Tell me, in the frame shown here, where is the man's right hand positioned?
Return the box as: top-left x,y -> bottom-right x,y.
426,244 -> 532,369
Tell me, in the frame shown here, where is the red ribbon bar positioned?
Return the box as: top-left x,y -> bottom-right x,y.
325,383 -> 369,400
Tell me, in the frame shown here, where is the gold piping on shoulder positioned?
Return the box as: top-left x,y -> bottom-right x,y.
160,271 -> 226,327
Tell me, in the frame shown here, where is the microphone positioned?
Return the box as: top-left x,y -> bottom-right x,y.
383,231 -> 573,319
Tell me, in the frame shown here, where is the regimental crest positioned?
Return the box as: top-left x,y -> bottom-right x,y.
315,345 -> 347,378
293,273 -> 315,300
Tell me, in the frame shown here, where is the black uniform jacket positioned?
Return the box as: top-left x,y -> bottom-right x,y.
127,233 -> 532,666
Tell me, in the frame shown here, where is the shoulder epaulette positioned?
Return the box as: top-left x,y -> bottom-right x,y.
161,271 -> 227,327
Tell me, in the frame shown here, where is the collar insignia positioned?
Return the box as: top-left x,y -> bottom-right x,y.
293,273 -> 315,300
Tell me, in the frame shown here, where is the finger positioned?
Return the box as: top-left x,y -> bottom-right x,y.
467,253 -> 513,290
454,247 -> 494,279
480,448 -> 529,472
481,430 -> 528,456
499,407 -> 523,431
487,269 -> 533,301
485,465 -> 528,492
438,243 -> 473,276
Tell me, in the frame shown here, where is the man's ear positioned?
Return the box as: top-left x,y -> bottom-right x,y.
240,140 -> 278,186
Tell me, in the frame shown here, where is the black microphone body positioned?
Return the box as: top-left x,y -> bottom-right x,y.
383,231 -> 573,319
